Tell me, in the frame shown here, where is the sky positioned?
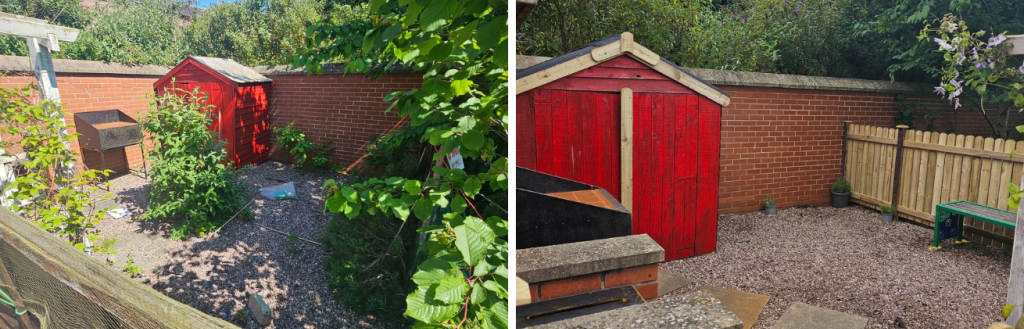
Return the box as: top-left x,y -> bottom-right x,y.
194,0 -> 229,8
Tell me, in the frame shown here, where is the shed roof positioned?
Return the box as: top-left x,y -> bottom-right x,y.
516,32 -> 731,106
189,56 -> 272,84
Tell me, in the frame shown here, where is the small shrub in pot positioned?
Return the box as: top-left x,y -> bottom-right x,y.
831,178 -> 851,208
763,195 -> 777,215
880,204 -> 896,223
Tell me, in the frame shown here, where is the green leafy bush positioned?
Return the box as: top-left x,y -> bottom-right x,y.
0,83 -> 113,251
140,86 -> 250,239
763,195 -> 775,206
273,123 -> 338,171
831,178 -> 851,194
880,204 -> 896,214
320,210 -> 419,327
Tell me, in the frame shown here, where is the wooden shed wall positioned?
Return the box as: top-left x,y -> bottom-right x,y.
517,55 -> 722,261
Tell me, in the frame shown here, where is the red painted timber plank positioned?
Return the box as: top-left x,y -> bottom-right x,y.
517,91 -> 537,170
680,94 -> 699,258
569,66 -> 672,80
534,90 -> 554,174
695,97 -> 720,255
583,93 -> 603,188
607,93 -> 621,201
537,77 -> 695,94
567,92 -> 586,183
551,90 -> 570,178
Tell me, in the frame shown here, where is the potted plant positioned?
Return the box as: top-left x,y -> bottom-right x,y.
831,178 -> 851,208
880,204 -> 895,223
763,195 -> 777,215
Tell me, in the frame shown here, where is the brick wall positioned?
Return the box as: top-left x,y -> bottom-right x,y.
0,73 -> 158,174
715,86 -> 1019,214
262,73 -> 422,169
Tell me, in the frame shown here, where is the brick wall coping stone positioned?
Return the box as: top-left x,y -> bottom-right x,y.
516,55 -> 934,94
0,55 -> 171,76
253,63 -> 416,75
529,290 -> 743,329
517,234 -> 664,283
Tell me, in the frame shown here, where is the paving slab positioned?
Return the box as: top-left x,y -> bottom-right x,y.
700,286 -> 769,329
772,302 -> 867,329
529,290 -> 742,329
657,269 -> 694,297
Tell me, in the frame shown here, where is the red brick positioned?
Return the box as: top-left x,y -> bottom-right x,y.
538,274 -> 602,300
529,284 -> 539,303
633,282 -> 659,300
604,264 -> 659,287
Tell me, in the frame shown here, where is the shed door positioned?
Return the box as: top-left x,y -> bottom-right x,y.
517,90 -> 717,261
172,81 -> 225,136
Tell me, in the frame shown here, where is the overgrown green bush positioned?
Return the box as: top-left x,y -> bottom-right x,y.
0,83 -> 113,251
273,123 -> 339,171
320,210 -> 419,327
140,87 -> 250,239
355,128 -> 429,179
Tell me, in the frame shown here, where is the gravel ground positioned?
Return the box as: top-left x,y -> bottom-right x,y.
662,205 -> 1012,329
90,162 -> 377,328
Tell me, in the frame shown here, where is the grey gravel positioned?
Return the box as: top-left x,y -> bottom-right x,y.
532,290 -> 742,329
662,205 -> 1012,329
89,162 -> 378,328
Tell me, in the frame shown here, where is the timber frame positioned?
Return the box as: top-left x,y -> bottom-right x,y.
515,32 -> 731,107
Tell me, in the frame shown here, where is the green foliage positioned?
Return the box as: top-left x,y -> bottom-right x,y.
0,82 -> 113,251
832,178 -> 851,194
273,123 -> 339,171
122,254 -> 142,278
1009,183 -> 1022,210
355,129 -> 430,179
140,86 -> 250,239
183,0 -> 325,66
320,211 -> 418,327
297,0 -> 509,325
880,204 -> 896,214
61,0 -> 189,66
763,195 -> 775,206
285,233 -> 301,254
868,0 -> 1024,82
0,0 -> 93,56
235,309 -> 248,322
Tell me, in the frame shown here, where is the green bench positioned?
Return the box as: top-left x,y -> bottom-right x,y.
931,200 -> 1016,251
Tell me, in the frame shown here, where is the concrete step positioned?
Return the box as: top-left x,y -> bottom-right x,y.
772,302 -> 867,329
528,290 -> 742,329
700,286 -> 770,329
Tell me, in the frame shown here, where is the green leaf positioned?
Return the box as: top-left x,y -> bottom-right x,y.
414,197 -> 434,220
469,282 -> 487,304
339,186 -> 359,202
343,199 -> 362,219
412,269 -> 450,285
454,217 -> 495,266
325,194 -> 347,213
475,15 -> 507,50
451,195 -> 467,214
493,38 -> 508,68
405,180 -> 422,195
381,23 -> 403,43
370,0 -> 387,12
429,42 -> 454,62
393,205 -> 411,220
462,129 -> 484,150
419,0 -> 456,32
1005,304 -> 1016,319
462,177 -> 482,197
450,79 -> 472,96
491,301 -> 508,326
432,276 -> 470,304
404,2 -> 423,26
485,217 -> 507,237
405,287 -> 460,323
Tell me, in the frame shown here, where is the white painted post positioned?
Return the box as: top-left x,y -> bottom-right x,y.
25,36 -> 75,177
1007,170 -> 1024,326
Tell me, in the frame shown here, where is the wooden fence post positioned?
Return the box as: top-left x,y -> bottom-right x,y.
840,121 -> 852,179
1007,168 -> 1024,325
620,88 -> 633,212
891,125 -> 909,219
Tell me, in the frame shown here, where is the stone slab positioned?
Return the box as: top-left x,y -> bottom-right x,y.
772,303 -> 867,329
248,293 -> 272,327
529,290 -> 742,329
657,269 -> 694,297
700,286 -> 769,329
517,234 -> 664,283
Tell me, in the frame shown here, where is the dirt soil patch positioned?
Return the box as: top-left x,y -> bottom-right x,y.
662,205 -> 1011,329
90,162 -> 378,328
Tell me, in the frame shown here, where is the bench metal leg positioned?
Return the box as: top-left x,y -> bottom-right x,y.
930,210 -> 944,251
955,215 -> 969,244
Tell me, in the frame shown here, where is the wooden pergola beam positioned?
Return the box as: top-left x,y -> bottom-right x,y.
0,13 -> 79,51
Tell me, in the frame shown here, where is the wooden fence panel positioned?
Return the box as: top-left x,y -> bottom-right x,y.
844,125 -> 1021,247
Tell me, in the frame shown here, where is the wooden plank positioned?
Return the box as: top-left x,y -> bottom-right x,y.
865,126 -> 878,199
634,93 -> 652,238
968,137 -> 985,243
903,140 -> 1024,163
534,90 -> 554,174
886,128 -> 897,202
620,88 -> 633,211
875,127 -> 887,200
649,60 -> 730,107
0,13 -> 80,42
605,93 -> 622,200
846,133 -> 898,145
990,139 -> 1005,248
909,130 -> 922,211
924,132 -> 940,214
1007,168 -> 1024,325
651,94 -> 667,259
680,94 -> 698,258
695,98 -> 720,256
980,138 -> 996,245
940,134 -> 956,205
916,132 -> 930,213
900,130 -> 913,209
930,133 -> 948,212
516,41 -> 615,94
669,94 -> 685,259
999,140 -> 1016,246
947,134 -> 965,206
566,92 -> 584,183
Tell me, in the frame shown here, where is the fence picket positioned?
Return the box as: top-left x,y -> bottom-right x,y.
844,125 -> 1020,248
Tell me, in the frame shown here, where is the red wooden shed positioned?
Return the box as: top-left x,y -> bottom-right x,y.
154,56 -> 272,168
516,32 -> 731,261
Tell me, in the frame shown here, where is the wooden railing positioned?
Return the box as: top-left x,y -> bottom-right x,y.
843,123 -> 1024,248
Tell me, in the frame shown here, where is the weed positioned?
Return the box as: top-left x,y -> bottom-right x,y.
286,233 -> 301,254
235,309 -> 247,322
274,123 -> 337,171
123,254 -> 142,278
